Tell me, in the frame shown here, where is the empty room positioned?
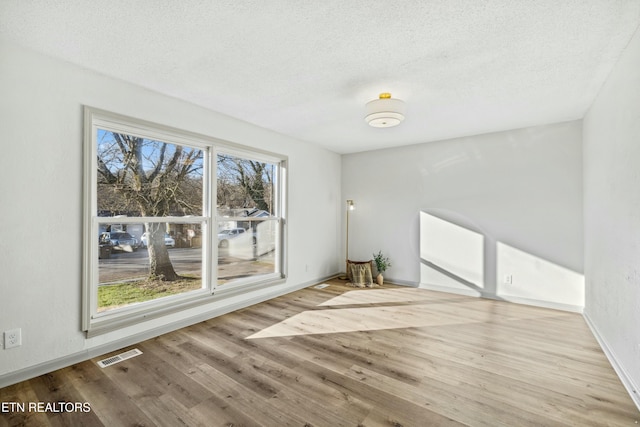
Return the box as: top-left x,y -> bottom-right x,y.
1,1 -> 639,425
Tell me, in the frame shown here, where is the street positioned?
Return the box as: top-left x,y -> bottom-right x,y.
99,247 -> 201,283
99,247 -> 275,284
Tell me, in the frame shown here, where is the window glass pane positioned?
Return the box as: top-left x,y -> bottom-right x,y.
217,153 -> 276,215
216,219 -> 278,285
216,152 -> 279,286
97,129 -> 204,217
97,223 -> 204,313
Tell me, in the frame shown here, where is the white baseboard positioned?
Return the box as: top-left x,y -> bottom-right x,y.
384,278 -> 419,288
417,282 -> 583,313
0,273 -> 337,389
496,295 -> 583,313
418,282 -> 483,297
583,312 -> 640,411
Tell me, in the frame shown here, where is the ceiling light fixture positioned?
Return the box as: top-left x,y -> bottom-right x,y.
365,92 -> 405,128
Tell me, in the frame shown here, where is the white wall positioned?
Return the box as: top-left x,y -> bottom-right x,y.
583,25 -> 640,404
342,121 -> 584,310
0,40 -> 342,384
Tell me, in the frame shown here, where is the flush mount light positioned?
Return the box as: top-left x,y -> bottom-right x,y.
365,92 -> 406,128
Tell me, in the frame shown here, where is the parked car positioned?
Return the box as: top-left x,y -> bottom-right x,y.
106,231 -> 139,252
140,232 -> 175,248
218,227 -> 252,248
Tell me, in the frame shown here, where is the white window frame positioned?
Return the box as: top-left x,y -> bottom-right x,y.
82,107 -> 287,336
214,147 -> 287,294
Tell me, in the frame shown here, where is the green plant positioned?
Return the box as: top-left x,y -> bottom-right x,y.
373,251 -> 391,274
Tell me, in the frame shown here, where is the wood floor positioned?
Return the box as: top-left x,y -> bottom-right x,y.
1,279 -> 638,426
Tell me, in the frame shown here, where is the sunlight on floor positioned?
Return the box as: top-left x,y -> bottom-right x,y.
317,287 -> 438,306
246,288 -> 551,339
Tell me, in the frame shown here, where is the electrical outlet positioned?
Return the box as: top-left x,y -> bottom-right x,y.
4,328 -> 21,349
504,274 -> 513,284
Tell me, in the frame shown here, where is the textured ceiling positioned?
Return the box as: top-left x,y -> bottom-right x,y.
1,1 -> 640,153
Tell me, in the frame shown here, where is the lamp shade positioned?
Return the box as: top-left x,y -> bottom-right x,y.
365,93 -> 405,128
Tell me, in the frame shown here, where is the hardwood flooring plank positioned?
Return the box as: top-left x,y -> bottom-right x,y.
201,330 -> 374,425
281,331 -> 550,426
263,341 -> 460,426
1,280 -> 637,426
0,381 -> 53,427
132,341 -> 214,408
188,363 -> 304,426
66,360 -> 157,427
405,324 -> 630,395
23,369 -> 101,427
146,327 -> 359,425
136,394 -> 207,427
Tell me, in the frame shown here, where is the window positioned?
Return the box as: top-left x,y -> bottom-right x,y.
83,107 -> 287,335
216,151 -> 283,287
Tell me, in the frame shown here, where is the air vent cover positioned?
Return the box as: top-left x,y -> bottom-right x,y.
97,348 -> 143,368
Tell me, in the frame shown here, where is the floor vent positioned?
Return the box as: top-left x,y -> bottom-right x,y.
314,283 -> 330,289
97,348 -> 143,368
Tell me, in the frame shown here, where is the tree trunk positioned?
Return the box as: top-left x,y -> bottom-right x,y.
146,223 -> 178,281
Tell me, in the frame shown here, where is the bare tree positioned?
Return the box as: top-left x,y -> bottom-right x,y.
217,155 -> 273,212
97,132 -> 202,281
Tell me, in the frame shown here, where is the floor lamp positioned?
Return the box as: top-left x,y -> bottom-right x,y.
344,199 -> 355,279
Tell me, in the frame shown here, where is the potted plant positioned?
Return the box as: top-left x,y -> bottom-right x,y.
373,251 -> 391,286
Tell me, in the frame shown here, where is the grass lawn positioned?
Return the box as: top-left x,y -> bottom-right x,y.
98,276 -> 202,312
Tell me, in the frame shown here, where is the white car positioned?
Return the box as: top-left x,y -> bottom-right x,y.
140,232 -> 175,248
218,228 -> 251,248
